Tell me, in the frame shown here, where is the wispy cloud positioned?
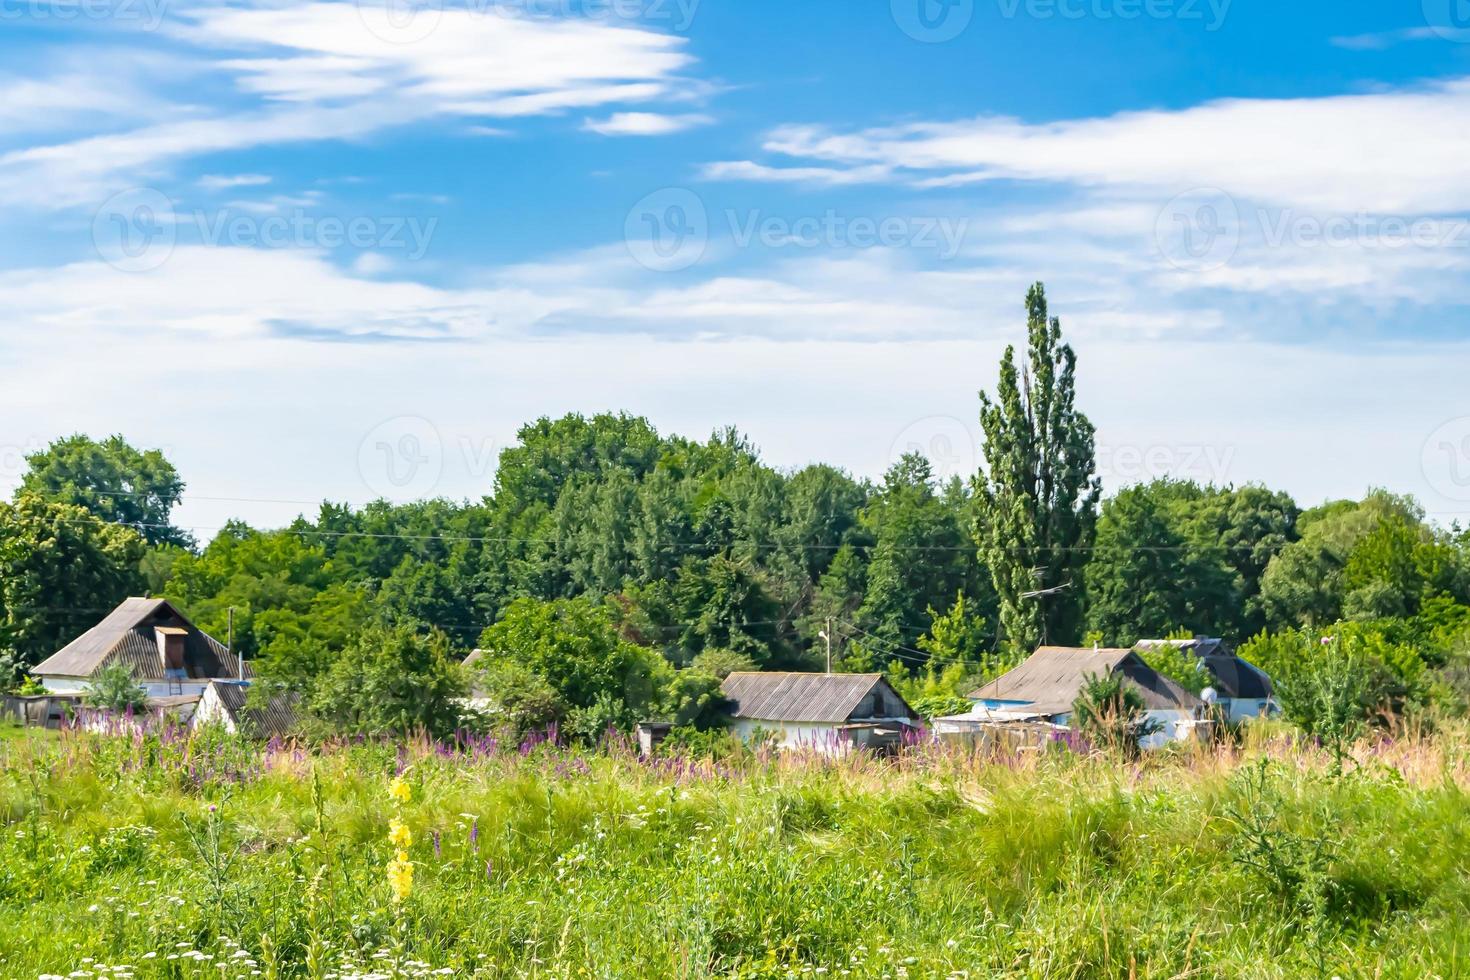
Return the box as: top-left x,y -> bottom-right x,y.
1330,27 -> 1442,50
197,173 -> 272,190
583,111 -> 712,136
0,2 -> 703,209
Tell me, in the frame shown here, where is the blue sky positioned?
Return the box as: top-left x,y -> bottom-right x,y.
3,0 -> 1470,535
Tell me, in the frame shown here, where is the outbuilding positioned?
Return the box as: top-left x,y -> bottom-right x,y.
719,671 -> 921,754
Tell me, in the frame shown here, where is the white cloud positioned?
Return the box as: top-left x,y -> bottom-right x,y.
1330,27 -> 1443,50
720,78 -> 1470,214
0,2 -> 701,208
197,173 -> 273,190
583,112 -> 711,136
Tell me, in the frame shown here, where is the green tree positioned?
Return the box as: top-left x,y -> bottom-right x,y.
854,455 -> 974,668
20,434 -> 190,547
1259,492 -> 1442,629
1085,481 -> 1237,645
975,283 -> 1100,652
306,623 -> 467,738
0,494 -> 146,664
476,596 -> 664,741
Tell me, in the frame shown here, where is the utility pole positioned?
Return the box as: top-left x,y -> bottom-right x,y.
820,618 -> 833,674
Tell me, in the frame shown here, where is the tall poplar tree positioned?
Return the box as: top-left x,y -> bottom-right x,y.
975,283 -> 1100,651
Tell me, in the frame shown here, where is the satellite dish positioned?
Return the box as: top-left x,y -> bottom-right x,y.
1200,687 -> 1218,705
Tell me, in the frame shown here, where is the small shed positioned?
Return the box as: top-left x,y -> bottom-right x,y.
192,680 -> 300,740
719,672 -> 920,754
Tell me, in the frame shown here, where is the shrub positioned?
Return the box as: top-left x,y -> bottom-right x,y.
83,662 -> 147,714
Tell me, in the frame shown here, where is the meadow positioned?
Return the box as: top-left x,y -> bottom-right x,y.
2,721 -> 1469,979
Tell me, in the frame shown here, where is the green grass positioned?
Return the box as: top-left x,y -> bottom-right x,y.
2,726 -> 1469,978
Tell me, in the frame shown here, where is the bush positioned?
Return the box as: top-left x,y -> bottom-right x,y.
1071,672 -> 1159,755
83,662 -> 147,714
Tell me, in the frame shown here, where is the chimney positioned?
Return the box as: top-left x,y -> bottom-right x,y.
154,627 -> 187,673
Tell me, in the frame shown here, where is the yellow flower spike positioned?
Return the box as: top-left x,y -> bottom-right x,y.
388,776 -> 412,804
388,817 -> 412,850
386,853 -> 414,903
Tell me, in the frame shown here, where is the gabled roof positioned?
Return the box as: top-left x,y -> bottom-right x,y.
969,646 -> 1201,715
207,681 -> 299,739
33,597 -> 246,681
720,672 -> 917,724
1134,638 -> 1272,700
1200,655 -> 1274,700
1137,636 -> 1230,658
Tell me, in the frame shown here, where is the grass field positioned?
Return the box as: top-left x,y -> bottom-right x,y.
2,725 -> 1469,979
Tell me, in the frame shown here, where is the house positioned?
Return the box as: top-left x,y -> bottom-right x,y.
1135,636 -> 1278,723
956,646 -> 1205,749
719,672 -> 921,753
31,597 -> 249,714
192,680 -> 300,739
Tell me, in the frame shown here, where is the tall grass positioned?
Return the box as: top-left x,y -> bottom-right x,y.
2,724 -> 1469,978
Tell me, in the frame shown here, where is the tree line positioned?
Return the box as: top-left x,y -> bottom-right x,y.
3,284 -> 1468,738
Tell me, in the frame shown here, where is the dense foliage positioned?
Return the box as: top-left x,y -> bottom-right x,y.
4,287 -> 1470,737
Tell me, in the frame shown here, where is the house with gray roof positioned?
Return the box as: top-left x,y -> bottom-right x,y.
719,671 -> 920,754
32,597 -> 249,710
1135,636 -> 1278,722
942,646 -> 1205,748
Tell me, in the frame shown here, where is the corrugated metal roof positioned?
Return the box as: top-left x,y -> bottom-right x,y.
969,646 -> 1201,714
208,681 -> 300,739
33,597 -> 247,681
720,672 -> 916,723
